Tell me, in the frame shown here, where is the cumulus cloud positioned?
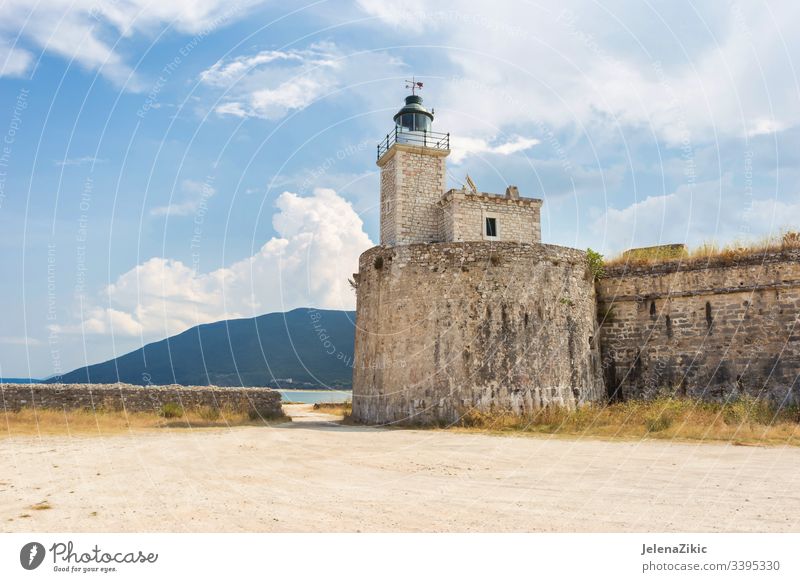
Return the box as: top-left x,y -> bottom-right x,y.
59,188 -> 372,340
150,179 -> 216,217
0,0 -> 263,87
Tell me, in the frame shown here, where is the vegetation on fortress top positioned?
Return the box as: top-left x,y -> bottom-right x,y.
601,231 -> 800,269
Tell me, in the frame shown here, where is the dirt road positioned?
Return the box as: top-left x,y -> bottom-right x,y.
2,404 -> 798,532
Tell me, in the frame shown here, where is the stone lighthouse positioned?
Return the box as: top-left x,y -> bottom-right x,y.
351,87 -> 604,425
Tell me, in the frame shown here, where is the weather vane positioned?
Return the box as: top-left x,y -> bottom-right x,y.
405,77 -> 423,95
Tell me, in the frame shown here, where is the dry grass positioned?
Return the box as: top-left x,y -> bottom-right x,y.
606,231 -> 800,267
1,406 -> 290,438
455,397 -> 800,446
313,401 -> 352,418
30,501 -> 52,511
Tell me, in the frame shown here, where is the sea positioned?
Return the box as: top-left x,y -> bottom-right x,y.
278,390 -> 352,404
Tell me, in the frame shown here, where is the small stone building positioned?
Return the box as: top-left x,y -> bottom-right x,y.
353,92 -> 604,424
438,187 -> 542,244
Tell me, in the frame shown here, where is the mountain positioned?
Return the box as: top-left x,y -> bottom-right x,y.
50,308 -> 356,388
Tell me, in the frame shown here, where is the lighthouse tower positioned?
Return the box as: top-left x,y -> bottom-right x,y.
377,90 -> 450,246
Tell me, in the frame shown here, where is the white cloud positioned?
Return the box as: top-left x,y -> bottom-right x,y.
747,119 -> 786,138
199,49 -> 310,86
60,188 -> 372,340
201,41 -> 406,120
150,178 -> 216,217
213,102 -> 249,118
0,42 -> 33,77
590,173 -> 800,254
0,0 -> 264,88
748,198 -> 800,230
201,42 -> 344,120
358,0 -> 800,145
448,135 -> 539,164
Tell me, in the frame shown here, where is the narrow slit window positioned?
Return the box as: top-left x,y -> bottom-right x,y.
485,217 -> 498,237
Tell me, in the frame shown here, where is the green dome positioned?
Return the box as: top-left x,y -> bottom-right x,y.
393,95 -> 433,132
393,95 -> 434,122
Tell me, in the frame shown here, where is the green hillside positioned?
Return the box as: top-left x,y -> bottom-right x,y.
51,308 -> 356,388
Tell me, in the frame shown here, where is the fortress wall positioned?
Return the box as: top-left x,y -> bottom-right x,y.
0,383 -> 283,417
352,242 -> 605,424
596,249 -> 800,403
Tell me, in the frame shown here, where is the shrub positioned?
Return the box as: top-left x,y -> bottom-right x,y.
644,411 -> 673,432
586,248 -> 605,279
722,395 -> 775,426
196,405 -> 221,421
160,402 -> 184,419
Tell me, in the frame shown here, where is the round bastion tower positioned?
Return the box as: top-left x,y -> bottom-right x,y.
351,88 -> 605,425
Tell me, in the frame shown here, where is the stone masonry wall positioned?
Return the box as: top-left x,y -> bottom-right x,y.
379,153 -> 398,245
0,383 -> 284,417
377,144 -> 448,245
597,249 -> 800,404
439,190 -> 542,243
352,241 -> 605,424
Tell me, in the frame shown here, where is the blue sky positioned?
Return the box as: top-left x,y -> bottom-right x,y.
1,0 -> 798,377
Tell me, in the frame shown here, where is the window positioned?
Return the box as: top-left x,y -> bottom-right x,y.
398,113 -> 431,132
485,217 -> 498,237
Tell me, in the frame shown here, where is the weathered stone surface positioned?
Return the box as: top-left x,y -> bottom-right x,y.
439,188 -> 542,243
0,383 -> 283,417
378,144 -> 448,246
352,242 -> 605,424
597,249 -> 800,404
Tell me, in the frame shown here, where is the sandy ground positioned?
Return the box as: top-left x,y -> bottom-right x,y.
2,404 -> 799,532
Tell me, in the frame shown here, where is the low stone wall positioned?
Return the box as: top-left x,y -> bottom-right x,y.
597,249 -> 800,404
0,383 -> 283,418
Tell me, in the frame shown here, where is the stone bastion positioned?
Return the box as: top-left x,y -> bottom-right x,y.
351,241 -> 605,424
